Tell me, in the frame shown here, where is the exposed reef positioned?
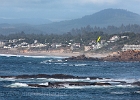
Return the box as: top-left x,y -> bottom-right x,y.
0,74 -> 102,79
27,82 -> 111,88
1,74 -> 140,88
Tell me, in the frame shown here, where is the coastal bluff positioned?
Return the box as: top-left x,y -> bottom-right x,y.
63,50 -> 140,62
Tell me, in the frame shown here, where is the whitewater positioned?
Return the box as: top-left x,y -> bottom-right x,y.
0,54 -> 140,100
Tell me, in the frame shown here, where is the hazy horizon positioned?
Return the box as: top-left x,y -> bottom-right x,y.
0,0 -> 140,22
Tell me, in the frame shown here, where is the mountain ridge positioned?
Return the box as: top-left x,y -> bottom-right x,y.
39,8 -> 140,33
0,8 -> 140,34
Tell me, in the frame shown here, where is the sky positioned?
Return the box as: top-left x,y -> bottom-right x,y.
0,0 -> 140,21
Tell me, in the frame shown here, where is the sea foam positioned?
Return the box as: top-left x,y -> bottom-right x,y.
7,83 -> 28,88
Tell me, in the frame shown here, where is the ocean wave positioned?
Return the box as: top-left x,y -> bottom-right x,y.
110,91 -> 130,95
1,74 -> 140,89
0,54 -> 67,59
69,64 -> 89,67
62,85 -> 113,89
1,75 -> 139,84
5,81 -> 138,89
36,78 -> 92,82
0,77 -> 16,81
0,54 -> 24,57
40,59 -> 63,64
115,84 -> 136,88
7,83 -> 28,88
112,78 -> 139,84
134,91 -> 140,94
23,55 -> 67,58
39,82 -> 49,86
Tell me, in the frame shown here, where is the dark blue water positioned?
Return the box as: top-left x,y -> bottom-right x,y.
0,54 -> 140,100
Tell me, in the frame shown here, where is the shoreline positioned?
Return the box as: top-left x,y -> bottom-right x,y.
0,50 -> 110,58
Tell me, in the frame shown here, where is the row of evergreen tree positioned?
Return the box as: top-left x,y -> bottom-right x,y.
0,24 -> 140,45
70,24 -> 140,34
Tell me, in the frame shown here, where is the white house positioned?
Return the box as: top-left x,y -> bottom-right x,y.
109,35 -> 120,42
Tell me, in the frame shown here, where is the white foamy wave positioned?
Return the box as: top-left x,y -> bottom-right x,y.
111,92 -> 130,94
69,64 -> 88,67
39,82 -> 49,86
64,84 -> 137,89
0,54 -> 67,59
64,85 -> 112,89
36,77 -> 115,83
29,92 -> 68,96
23,55 -> 49,58
24,55 -> 66,58
0,54 -> 24,57
111,78 -> 138,84
54,63 -> 68,65
40,59 -> 63,63
0,77 -> 16,81
7,83 -> 28,88
37,78 -> 93,82
75,64 -> 88,66
134,91 -> 140,94
115,85 -> 135,88
35,78 -> 117,83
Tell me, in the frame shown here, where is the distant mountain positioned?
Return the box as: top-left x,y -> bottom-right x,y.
0,18 -> 52,25
0,8 -> 140,35
41,8 -> 140,33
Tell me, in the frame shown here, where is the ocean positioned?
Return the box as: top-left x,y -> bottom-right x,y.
0,54 -> 140,100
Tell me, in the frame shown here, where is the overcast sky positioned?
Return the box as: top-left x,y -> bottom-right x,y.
0,0 -> 140,21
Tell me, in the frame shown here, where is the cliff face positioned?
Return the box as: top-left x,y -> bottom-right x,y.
103,50 -> 140,61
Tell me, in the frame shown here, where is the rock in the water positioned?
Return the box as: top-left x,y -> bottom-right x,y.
27,82 -> 111,88
132,82 -> 140,86
91,82 -> 111,86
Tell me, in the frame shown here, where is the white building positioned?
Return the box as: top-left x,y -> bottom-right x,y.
122,45 -> 140,51
108,35 -> 120,42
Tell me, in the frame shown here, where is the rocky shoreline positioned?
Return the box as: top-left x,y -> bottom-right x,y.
63,50 -> 140,62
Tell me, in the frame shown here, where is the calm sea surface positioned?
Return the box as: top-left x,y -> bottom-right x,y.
0,54 -> 140,100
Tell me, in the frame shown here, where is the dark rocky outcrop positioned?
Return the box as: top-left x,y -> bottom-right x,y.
2,74 -> 140,88
28,84 -> 49,88
63,50 -> 140,62
0,74 -> 102,79
27,82 -> 111,88
132,82 -> 140,86
63,55 -> 102,61
91,82 -> 111,86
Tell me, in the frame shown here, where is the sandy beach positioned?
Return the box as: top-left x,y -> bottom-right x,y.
0,49 -> 110,58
